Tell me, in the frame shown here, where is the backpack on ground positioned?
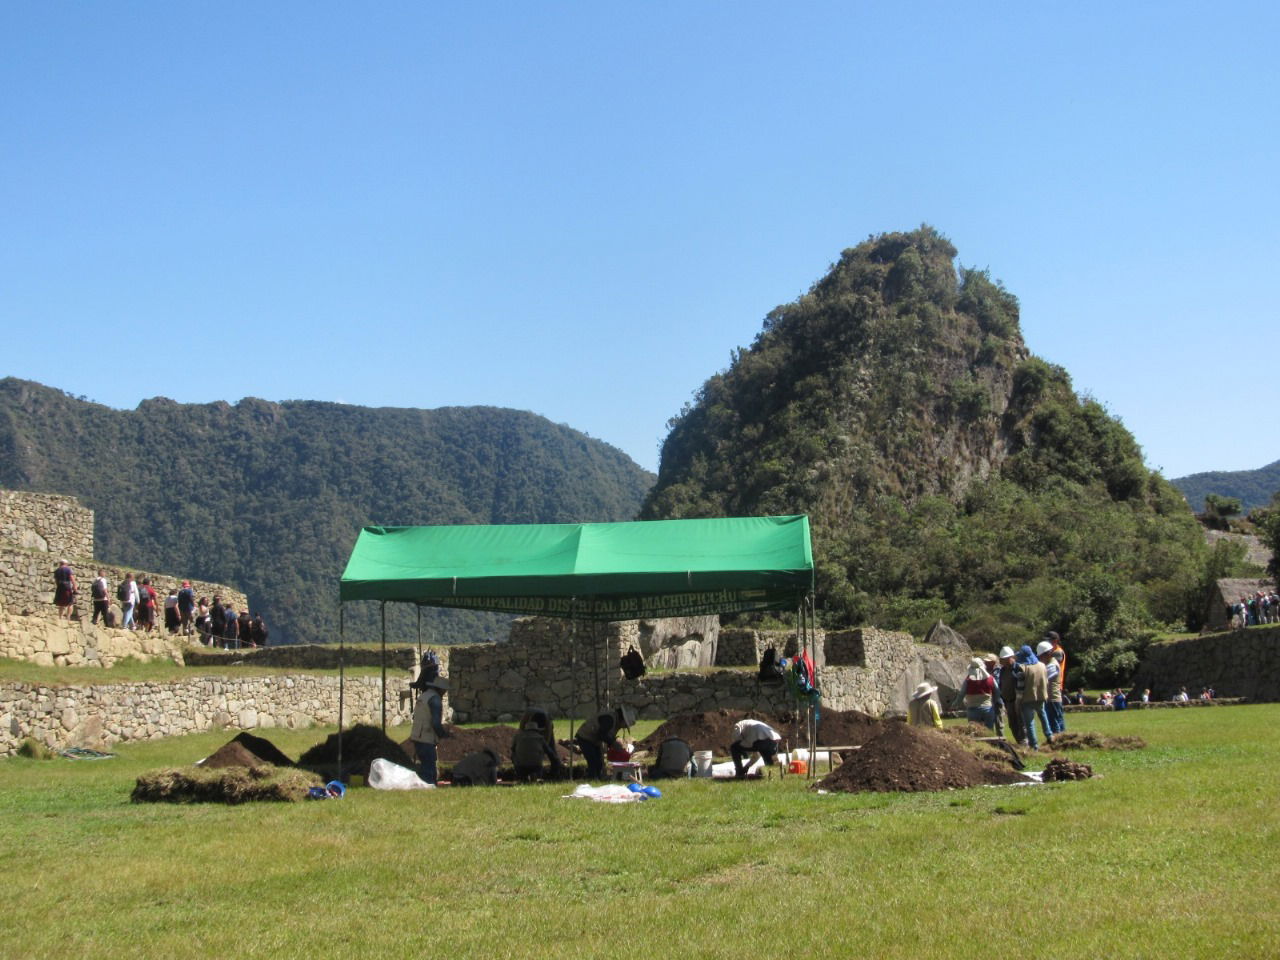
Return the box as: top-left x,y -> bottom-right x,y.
758,646 -> 785,684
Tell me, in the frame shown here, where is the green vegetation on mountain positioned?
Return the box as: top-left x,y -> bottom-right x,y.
0,379 -> 654,644
1171,460 -> 1280,515
642,227 -> 1209,685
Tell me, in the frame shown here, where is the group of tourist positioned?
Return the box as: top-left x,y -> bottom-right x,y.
193,594 -> 269,649
51,562 -> 268,647
1230,590 -> 1279,628
911,630 -> 1069,749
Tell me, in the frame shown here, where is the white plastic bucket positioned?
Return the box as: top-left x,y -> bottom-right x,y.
693,750 -> 714,777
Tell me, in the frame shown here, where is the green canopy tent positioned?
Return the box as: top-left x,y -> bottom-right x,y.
335,515 -> 816,775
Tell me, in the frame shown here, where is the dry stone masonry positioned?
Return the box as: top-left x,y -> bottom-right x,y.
0,673 -> 413,757
1131,626 -> 1280,702
0,489 -> 247,662
449,617 -> 970,723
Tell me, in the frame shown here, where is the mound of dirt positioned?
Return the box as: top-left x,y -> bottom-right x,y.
637,708 -> 881,755
1041,757 -> 1094,781
299,724 -> 412,778
1049,731 -> 1146,751
199,732 -> 295,769
133,765 -> 321,804
428,724 -> 572,765
814,721 -> 1029,793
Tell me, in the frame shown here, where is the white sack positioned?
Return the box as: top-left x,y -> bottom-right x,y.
367,757 -> 436,790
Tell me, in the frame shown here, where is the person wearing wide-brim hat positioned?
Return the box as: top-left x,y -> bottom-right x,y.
574,704 -> 637,779
907,681 -> 942,729
957,657 -> 997,731
410,676 -> 450,785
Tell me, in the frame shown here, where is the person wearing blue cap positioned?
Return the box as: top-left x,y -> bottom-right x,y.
410,676 -> 450,785
1013,645 -> 1051,749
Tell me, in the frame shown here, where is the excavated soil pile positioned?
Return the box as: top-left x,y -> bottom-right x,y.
814,722 -> 1029,793
133,765 -> 321,804
199,732 -> 295,769
1048,731 -> 1146,751
431,725 -> 572,765
638,708 -> 881,755
1041,757 -> 1094,781
299,724 -> 411,778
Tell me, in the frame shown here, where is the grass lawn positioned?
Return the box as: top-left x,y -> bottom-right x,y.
0,706 -> 1276,959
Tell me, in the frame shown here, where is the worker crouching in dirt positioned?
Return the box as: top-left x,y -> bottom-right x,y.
730,718 -> 782,778
410,676 -> 450,785
511,709 -> 564,781
575,705 -> 637,779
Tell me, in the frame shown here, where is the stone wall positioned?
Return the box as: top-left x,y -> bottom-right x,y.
1130,627 -> 1280,702
184,643 -> 433,672
0,605 -> 187,667
449,616 -> 969,723
0,550 -> 249,628
0,673 -> 417,757
0,489 -> 248,665
0,489 -> 93,562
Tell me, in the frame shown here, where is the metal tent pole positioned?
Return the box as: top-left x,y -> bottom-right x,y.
590,619 -> 602,714
338,603 -> 345,779
807,594 -> 817,778
568,600 -> 578,781
380,601 -> 387,733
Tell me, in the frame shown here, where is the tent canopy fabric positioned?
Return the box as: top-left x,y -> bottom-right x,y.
339,515 -> 813,620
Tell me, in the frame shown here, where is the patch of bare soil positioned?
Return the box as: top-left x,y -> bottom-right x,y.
1041,757 -> 1094,781
299,724 -> 412,778
1049,731 -> 1146,751
199,732 -> 294,769
637,708 -> 881,755
814,721 -> 1029,793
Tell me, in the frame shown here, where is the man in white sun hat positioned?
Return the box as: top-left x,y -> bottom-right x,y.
908,681 -> 942,729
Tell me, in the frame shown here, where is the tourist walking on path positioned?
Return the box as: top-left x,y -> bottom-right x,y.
119,574 -> 138,630
90,569 -> 110,625
137,578 -> 157,632
177,581 -> 196,636
53,560 -> 76,619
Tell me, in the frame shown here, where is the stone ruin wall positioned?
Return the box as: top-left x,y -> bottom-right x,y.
0,673 -> 413,758
0,489 -> 247,664
0,605 -> 187,668
0,489 -> 93,562
1130,626 -> 1280,702
447,616 -> 722,722
449,617 -> 964,723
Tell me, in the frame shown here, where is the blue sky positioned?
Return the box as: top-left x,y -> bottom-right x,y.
3,3 -> 1276,479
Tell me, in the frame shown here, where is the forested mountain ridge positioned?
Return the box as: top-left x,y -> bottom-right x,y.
643,227 -> 1209,684
0,378 -> 654,643
1171,460 -> 1280,515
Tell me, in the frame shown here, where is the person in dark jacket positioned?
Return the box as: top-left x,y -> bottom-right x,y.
574,705 -> 637,779
511,715 -> 564,781
997,646 -> 1024,745
410,676 -> 450,785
